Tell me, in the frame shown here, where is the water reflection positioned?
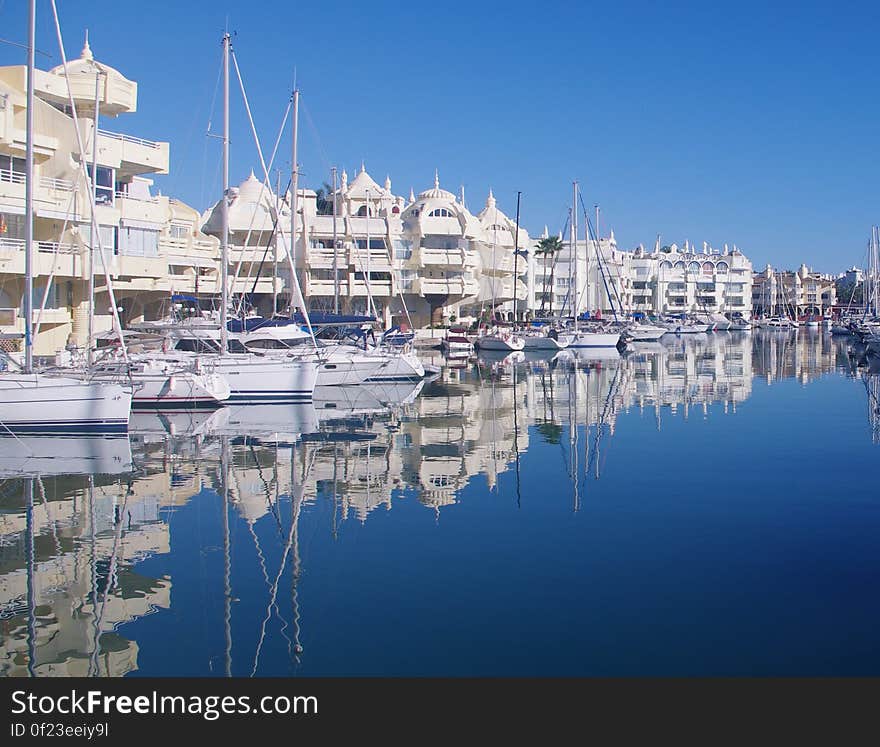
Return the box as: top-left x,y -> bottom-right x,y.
0,330 -> 875,676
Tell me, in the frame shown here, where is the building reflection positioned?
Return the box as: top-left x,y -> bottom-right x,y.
0,330 -> 867,675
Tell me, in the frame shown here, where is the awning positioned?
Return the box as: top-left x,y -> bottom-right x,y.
120,218 -> 162,230
168,255 -> 216,268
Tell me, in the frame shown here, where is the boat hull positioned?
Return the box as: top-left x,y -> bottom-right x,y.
477,335 -> 526,352
560,332 -> 621,348
522,335 -> 569,351
0,375 -> 131,434
210,356 -> 319,403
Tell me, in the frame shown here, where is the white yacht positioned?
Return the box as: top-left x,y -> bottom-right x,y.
240,322 -> 425,383
476,328 -> 526,352
559,326 -> 621,348
521,327 -> 570,351
623,322 -> 667,342
0,374 -> 131,434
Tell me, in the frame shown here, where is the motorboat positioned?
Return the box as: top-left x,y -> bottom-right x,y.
623,322 -> 667,342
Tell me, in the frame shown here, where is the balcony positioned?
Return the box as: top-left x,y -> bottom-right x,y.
348,249 -> 391,273
306,248 -> 342,269
418,246 -> 467,268
97,129 -> 169,175
306,277 -> 347,297
349,278 -> 393,297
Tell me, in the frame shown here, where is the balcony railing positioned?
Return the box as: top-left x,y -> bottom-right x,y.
37,241 -> 78,255
98,129 -> 162,150
41,176 -> 74,191
1,170 -> 75,191
0,169 -> 25,185
115,190 -> 159,202
0,238 -> 77,255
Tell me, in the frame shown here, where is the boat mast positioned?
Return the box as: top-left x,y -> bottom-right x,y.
513,191 -> 521,322
87,66 -> 100,367
273,169 -> 280,315
331,166 -> 338,314
23,0 -> 35,373
572,181 -> 579,321
220,32 -> 230,354
290,88 -> 300,317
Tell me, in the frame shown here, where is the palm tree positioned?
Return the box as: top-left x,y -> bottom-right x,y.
535,235 -> 563,315
314,181 -> 334,216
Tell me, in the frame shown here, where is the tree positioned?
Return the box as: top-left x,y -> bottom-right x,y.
535,235 -> 564,315
314,182 -> 334,216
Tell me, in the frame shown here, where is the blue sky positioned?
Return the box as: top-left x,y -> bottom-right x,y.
3,0 -> 879,272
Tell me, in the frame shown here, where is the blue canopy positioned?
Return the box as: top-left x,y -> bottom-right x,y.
171,294 -> 201,303
291,312 -> 376,326
227,316 -> 301,332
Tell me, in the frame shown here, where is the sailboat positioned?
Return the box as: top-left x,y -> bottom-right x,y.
147,34 -> 319,404
558,182 -> 620,349
0,2 -> 131,434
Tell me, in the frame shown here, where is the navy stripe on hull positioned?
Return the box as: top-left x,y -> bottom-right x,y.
132,399 -> 223,410
2,420 -> 129,434
228,392 -> 313,403
362,375 -> 424,382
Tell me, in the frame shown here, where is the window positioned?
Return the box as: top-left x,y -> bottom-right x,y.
0,213 -> 26,239
673,261 -> 686,270
393,239 -> 412,260
716,261 -> 729,273
22,281 -> 59,313
170,223 -> 190,239
119,226 -> 159,257
688,261 -> 700,273
88,165 -> 115,205
702,262 -> 714,274
0,154 -> 25,183
391,205 -> 400,214
80,224 -> 117,258
428,208 -> 453,218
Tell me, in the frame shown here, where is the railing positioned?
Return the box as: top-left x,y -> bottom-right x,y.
40,176 -> 74,191
115,190 -> 159,202
1,171 -> 75,191
0,237 -> 25,253
0,238 -> 77,256
37,241 -> 78,255
0,169 -> 25,185
98,129 -> 162,149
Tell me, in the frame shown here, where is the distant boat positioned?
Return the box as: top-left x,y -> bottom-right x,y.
440,327 -> 474,354
476,328 -> 526,352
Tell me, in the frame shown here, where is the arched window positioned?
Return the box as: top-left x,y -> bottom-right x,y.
673,261 -> 686,270
356,205 -> 371,217
688,261 -> 700,273
702,261 -> 714,274
391,205 -> 400,215
428,208 -> 453,218
716,261 -> 729,273
660,260 -> 673,270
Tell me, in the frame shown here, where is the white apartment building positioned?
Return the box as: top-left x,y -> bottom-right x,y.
0,37 -> 220,357
752,264 -> 837,317
203,167 -> 528,328
527,235 -> 753,320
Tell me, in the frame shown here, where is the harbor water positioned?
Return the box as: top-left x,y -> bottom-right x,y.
2,330 -> 879,676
